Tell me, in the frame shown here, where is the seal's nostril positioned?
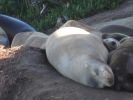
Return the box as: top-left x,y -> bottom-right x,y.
111,41 -> 116,46
108,78 -> 114,85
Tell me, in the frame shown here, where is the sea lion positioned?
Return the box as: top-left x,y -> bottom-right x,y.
109,37 -> 133,92
0,27 -> 9,47
0,14 -> 36,43
11,32 -> 48,49
45,20 -> 114,88
102,33 -> 128,51
103,38 -> 120,52
102,32 -> 129,42
100,25 -> 132,51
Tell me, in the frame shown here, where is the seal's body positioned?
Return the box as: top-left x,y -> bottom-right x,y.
0,14 -> 36,42
46,20 -> 114,88
11,32 -> 48,49
109,38 -> 133,92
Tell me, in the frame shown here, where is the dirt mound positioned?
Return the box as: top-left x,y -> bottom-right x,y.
0,46 -> 132,100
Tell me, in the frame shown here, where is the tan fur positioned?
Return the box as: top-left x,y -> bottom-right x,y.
46,20 -> 114,88
61,20 -> 102,37
11,32 -> 48,49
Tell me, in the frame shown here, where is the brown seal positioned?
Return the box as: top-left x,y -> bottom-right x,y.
109,37 -> 133,92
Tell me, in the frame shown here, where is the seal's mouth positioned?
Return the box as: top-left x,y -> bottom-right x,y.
104,72 -> 114,87
101,67 -> 114,87
106,77 -> 114,87
97,77 -> 114,88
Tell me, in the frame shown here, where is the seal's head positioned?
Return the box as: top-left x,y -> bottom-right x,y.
96,65 -> 114,88
84,60 -> 114,88
103,38 -> 120,51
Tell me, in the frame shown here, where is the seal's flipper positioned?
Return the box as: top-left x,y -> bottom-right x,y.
11,32 -> 48,50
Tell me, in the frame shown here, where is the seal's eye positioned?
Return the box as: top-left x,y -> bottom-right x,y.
111,41 -> 116,46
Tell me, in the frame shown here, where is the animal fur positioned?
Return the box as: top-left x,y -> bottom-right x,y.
109,37 -> 133,92
46,20 -> 114,88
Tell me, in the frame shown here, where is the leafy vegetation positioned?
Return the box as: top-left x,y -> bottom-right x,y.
0,0 -> 124,32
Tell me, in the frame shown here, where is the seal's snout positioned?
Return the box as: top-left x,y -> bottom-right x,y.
107,76 -> 114,86
103,38 -> 120,51
105,68 -> 114,86
101,66 -> 114,87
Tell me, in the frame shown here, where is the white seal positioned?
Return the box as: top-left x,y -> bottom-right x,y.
46,25 -> 114,88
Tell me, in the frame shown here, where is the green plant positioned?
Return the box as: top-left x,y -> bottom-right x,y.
0,0 -> 124,32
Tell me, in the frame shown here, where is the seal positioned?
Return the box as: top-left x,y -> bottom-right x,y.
109,37 -> 133,92
100,25 -> 132,51
102,32 -> 129,42
103,38 -> 120,52
45,20 -> 114,88
11,32 -> 48,49
102,33 -> 128,51
0,14 -> 36,43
